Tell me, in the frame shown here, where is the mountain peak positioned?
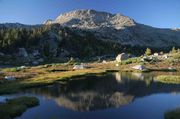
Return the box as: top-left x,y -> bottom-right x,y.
45,9 -> 136,29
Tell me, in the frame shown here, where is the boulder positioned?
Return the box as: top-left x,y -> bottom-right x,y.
16,66 -> 26,70
116,53 -> 129,62
37,58 -> 44,63
132,65 -> 146,71
32,50 -> 40,57
153,53 -> 159,56
32,61 -> 39,65
18,48 -> 28,57
0,52 -> 4,56
102,60 -> 107,64
5,76 -> 16,81
73,65 -> 85,70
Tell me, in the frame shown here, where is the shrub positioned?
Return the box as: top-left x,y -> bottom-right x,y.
172,53 -> 180,60
170,47 -> 177,54
145,48 -> 152,56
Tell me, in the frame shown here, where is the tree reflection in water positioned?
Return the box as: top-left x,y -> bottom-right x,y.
25,72 -> 180,111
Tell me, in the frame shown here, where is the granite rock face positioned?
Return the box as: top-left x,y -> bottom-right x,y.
45,9 -> 180,48
53,9 -> 135,29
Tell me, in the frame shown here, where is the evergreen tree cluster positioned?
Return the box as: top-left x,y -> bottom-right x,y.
0,26 -> 49,52
0,24 -> 177,58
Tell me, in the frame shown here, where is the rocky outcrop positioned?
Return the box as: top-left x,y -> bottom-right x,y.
18,48 -> 28,58
73,65 -> 85,70
132,65 -> 147,71
116,53 -> 129,62
52,9 -> 135,30
45,9 -> 180,48
40,32 -> 62,57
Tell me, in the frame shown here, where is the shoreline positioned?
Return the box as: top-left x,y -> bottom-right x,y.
0,60 -> 180,95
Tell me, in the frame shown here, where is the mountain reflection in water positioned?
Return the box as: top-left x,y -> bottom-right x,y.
25,72 -> 180,111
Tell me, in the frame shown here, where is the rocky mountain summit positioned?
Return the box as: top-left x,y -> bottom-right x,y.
45,9 -> 180,48
50,9 -> 136,29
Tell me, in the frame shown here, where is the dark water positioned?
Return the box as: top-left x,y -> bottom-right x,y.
1,72 -> 180,119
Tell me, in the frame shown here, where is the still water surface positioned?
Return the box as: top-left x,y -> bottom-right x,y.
1,72 -> 180,119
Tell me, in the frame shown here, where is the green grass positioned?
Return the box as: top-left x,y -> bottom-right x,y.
156,75 -> 180,84
0,69 -> 107,94
165,108 -> 180,119
3,67 -> 21,72
120,57 -> 141,65
0,96 -> 39,119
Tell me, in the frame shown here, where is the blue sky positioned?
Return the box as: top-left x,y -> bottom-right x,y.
0,0 -> 179,28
